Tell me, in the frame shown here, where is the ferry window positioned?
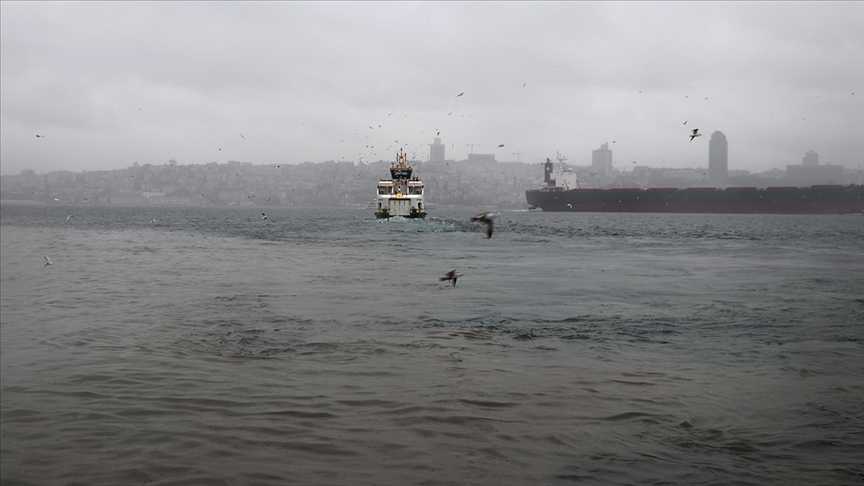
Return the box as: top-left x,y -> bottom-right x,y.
378,186 -> 390,195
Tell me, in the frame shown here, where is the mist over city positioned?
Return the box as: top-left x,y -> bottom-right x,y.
2,2 -> 862,178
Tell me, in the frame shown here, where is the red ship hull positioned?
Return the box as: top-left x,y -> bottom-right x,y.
526,185 -> 864,214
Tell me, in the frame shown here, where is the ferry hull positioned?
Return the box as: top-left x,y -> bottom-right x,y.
526,185 -> 864,214
375,198 -> 427,219
375,208 -> 427,219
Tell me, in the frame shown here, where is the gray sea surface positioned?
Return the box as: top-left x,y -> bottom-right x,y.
1,203 -> 863,485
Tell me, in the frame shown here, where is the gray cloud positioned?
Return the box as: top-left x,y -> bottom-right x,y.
2,2 -> 862,175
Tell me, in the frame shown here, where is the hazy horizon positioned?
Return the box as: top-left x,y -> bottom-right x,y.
2,2 -> 862,176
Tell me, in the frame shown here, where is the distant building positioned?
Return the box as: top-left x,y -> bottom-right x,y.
787,150 -> 844,185
466,153 -> 496,163
786,164 -> 844,185
592,143 -> 612,176
430,138 -> 445,163
787,149 -> 845,185
708,131 -> 728,186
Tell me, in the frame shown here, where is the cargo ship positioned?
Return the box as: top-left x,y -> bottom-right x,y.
374,149 -> 427,218
526,159 -> 864,214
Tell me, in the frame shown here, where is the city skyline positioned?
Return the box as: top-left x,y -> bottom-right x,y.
2,133 -> 847,178
2,2 -> 862,176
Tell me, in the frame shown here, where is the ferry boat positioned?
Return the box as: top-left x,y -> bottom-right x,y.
375,150 -> 427,218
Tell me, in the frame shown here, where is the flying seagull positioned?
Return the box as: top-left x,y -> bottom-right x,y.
35,134 -> 45,138
470,211 -> 498,238
689,128 -> 702,142
65,215 -> 73,222
44,256 -> 53,267
457,92 -> 464,97
440,269 -> 463,286
497,144 -> 505,148
261,213 -> 267,220
239,133 -> 245,139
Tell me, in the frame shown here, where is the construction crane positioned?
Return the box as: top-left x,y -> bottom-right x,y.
512,151 -> 539,162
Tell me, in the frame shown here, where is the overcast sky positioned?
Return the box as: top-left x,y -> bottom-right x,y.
2,1 -> 862,176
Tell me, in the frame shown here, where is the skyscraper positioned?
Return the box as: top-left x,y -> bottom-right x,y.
709,131 -> 728,186
592,143 -> 612,176
429,138 -> 445,163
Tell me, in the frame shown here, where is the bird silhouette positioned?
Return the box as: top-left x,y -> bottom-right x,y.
689,128 -> 702,142
261,213 -> 267,220
457,92 -> 464,97
470,212 -> 498,238
44,256 -> 53,267
440,269 -> 463,286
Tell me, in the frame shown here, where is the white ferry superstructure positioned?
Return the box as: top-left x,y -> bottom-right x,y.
375,150 -> 427,219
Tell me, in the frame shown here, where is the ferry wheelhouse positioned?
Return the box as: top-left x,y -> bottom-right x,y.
375,150 -> 427,219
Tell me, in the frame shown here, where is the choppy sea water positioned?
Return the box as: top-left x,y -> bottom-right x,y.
1,203 -> 862,486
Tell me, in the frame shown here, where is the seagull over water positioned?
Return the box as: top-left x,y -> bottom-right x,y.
440,269 -> 463,286
261,213 -> 267,220
44,256 -> 53,267
689,128 -> 702,142
470,211 -> 498,238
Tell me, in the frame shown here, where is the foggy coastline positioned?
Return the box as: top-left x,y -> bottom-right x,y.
3,155 -> 859,210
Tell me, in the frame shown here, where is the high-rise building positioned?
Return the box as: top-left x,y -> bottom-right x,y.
802,150 -> 818,166
709,131 -> 728,186
430,138 -> 445,163
592,143 -> 612,176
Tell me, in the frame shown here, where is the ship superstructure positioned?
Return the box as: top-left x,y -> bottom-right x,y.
375,150 -> 427,218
